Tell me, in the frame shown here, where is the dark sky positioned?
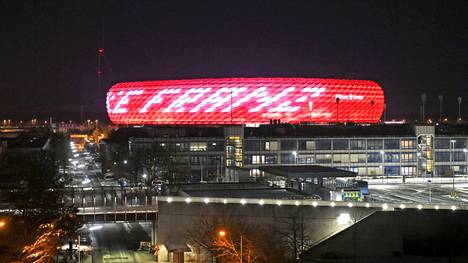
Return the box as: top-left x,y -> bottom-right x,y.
1,0 -> 467,121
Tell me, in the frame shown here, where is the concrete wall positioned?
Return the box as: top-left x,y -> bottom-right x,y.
156,202 -> 378,254
302,210 -> 468,262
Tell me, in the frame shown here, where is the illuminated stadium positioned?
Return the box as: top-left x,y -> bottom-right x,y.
106,78 -> 385,125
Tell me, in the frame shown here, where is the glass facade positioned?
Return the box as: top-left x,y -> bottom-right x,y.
129,133 -> 468,178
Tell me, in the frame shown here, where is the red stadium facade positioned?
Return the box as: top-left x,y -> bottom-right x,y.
106,78 -> 385,125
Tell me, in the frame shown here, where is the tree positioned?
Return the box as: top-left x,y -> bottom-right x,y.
0,151 -> 81,261
186,213 -> 294,263
133,144 -> 190,185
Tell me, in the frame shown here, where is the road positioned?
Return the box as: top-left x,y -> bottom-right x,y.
83,222 -> 155,263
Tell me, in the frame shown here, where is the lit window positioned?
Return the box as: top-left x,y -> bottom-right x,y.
190,142 -> 207,151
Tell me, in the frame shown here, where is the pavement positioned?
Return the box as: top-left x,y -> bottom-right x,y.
369,181 -> 468,204
84,222 -> 155,263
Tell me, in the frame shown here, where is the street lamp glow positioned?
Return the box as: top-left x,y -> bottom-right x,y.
366,203 -> 370,208
295,200 -> 300,206
451,205 -> 457,211
167,197 -> 173,203
292,151 -> 297,156
347,202 -> 353,208
0,221 -> 5,228
223,199 -> 227,204
276,200 -> 282,206
240,199 -> 247,205
185,198 -> 191,203
218,230 -> 226,237
312,201 -> 318,207
259,199 -> 264,206
382,203 -> 388,210
142,174 -> 147,178
400,204 -> 406,209
417,204 -> 423,210
337,213 -> 351,225
330,202 -> 336,207
123,160 -> 128,164
204,198 -> 210,204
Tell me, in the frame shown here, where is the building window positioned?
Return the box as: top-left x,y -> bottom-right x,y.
401,166 -> 416,176
400,139 -> 417,149
315,140 -> 331,150
265,154 -> 278,164
350,139 -> 366,150
434,139 -> 450,149
281,140 -> 297,151
252,155 -> 265,164
367,139 -> 383,150
190,142 -> 207,151
265,141 -> 279,151
384,152 -> 400,162
384,166 -> 400,176
454,151 -> 466,162
306,141 -> 315,150
367,152 -> 382,163
452,138 -> 467,149
280,153 -> 295,164
190,156 -> 206,165
297,154 -> 314,164
367,166 -> 383,176
333,153 -> 349,163
333,139 -> 349,150
435,152 -> 450,162
384,139 -> 400,150
208,142 -> 224,151
316,154 -> 332,163
350,153 -> 366,163
401,153 -> 416,162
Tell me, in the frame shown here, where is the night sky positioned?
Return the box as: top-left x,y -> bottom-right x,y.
1,0 -> 467,121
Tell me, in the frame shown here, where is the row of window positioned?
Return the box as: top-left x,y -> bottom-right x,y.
132,141 -> 224,152
338,166 -> 417,176
244,152 -> 419,165
434,151 -> 467,162
246,138 -> 418,151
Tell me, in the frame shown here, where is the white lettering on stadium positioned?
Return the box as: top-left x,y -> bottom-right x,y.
112,90 -> 144,113
139,88 -> 181,113
163,88 -> 211,112
335,94 -> 364,101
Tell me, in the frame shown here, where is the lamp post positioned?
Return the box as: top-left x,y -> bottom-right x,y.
428,179 -> 432,203
450,140 -> 456,197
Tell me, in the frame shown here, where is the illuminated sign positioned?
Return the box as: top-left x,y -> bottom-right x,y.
107,78 -> 385,125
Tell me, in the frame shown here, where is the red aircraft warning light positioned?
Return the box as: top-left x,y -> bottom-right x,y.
106,77 -> 384,125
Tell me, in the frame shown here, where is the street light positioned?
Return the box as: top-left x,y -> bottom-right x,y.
450,140 -> 456,197
218,230 -> 226,237
0,221 -> 5,228
218,230 -> 243,263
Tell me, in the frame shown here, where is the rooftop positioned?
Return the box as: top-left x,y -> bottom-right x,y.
259,165 -> 357,178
